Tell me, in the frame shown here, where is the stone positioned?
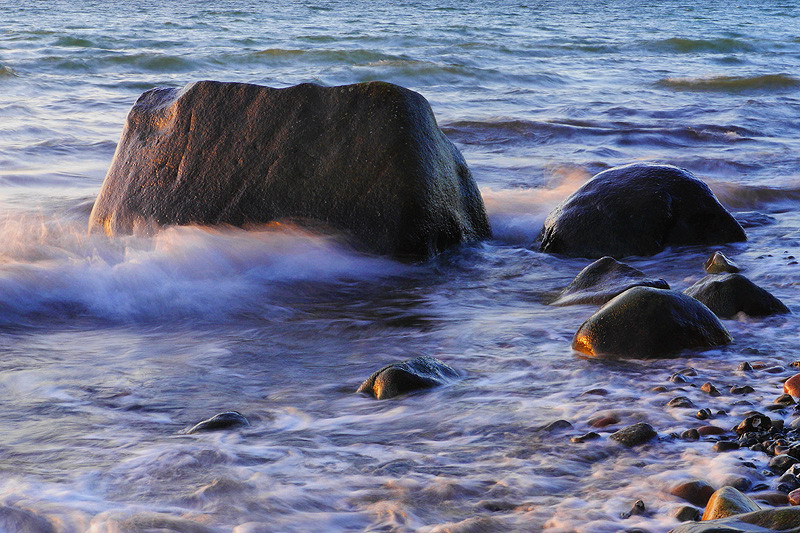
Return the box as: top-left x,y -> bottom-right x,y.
701,382 -> 722,397
672,505 -> 701,522
749,491 -> 789,506
713,441 -> 740,452
186,411 -> 250,434
669,396 -> 696,408
90,512 -> 215,533
670,480 -> 716,507
542,420 -> 573,432
539,163 -> 745,259
698,426 -> 726,436
770,455 -> 800,475
790,488 -> 800,505
670,508 -> 800,532
570,432 -> 601,443
735,414 -> 771,435
682,429 -> 700,441
89,81 -> 490,260
357,356 -> 459,400
589,415 -> 620,428
738,362 -> 754,372
685,274 -> 790,318
552,256 -> 669,306
730,385 -> 755,395
572,287 -> 732,358
785,374 -> 800,398
620,499 -> 647,519
702,487 -> 761,521
610,422 -> 657,447
776,394 -> 796,406
704,252 -> 741,274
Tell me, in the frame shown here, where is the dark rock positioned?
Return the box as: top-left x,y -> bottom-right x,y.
671,373 -> 691,383
713,441 -> 740,452
572,287 -> 732,358
770,455 -> 800,475
704,252 -> 741,274
696,408 -> 713,420
779,473 -> 800,491
722,477 -> 753,493
581,388 -> 609,396
738,362 -> 754,372
552,256 -> 669,306
89,81 -> 490,260
620,499 -> 646,519
784,374 -> 800,398
357,356 -> 459,400
736,414 -> 772,435
681,429 -> 700,441
671,505 -> 700,522
730,385 -> 755,395
542,420 -> 573,432
476,500 -> 519,512
670,479 -> 716,507
668,396 -> 696,408
539,163 -> 745,259
186,411 -> 250,434
610,422 -> 657,447
749,491 -> 789,506
570,431 -> 601,443
776,394 -> 796,406
698,426 -> 726,436
684,274 -> 790,318
670,508 -> 800,532
701,382 -> 722,397
589,415 -> 619,428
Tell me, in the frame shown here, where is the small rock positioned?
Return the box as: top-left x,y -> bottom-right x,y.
581,388 -> 609,396
779,473 -> 800,491
610,423 -> 657,447
668,396 -> 696,408
722,477 -> 752,492
713,441 -> 740,452
776,394 -> 796,406
730,385 -> 755,395
620,499 -> 646,519
770,455 -> 800,475
185,411 -> 250,434
704,251 -> 741,274
671,373 -> 690,383
476,500 -> 519,512
784,374 -> 800,398
702,486 -> 761,520
570,431 -> 601,443
738,362 -> 754,372
589,415 -> 620,428
684,273 -> 790,318
748,491 -> 789,506
652,386 -> 669,392
700,382 -> 721,397
735,414 -> 772,435
696,408 -> 713,420
542,420 -> 573,432
671,505 -> 700,522
669,479 -> 716,507
789,488 -> 800,505
698,425 -> 726,436
357,356 -> 459,400
681,429 -> 700,441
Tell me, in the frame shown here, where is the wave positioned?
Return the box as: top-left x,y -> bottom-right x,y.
54,36 -> 95,48
657,74 -> 800,93
0,216 -> 408,326
645,37 -> 756,54
708,180 -> 800,210
249,48 -> 401,64
38,53 -> 197,73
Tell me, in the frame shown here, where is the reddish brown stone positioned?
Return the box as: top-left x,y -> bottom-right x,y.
670,479 -> 716,507
785,374 -> 800,398
698,425 -> 727,436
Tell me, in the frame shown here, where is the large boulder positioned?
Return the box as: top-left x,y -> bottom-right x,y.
684,274 -> 790,318
702,487 -> 760,521
540,163 -> 746,258
572,287 -> 732,358
357,356 -> 459,400
552,256 -> 669,306
89,80 -> 490,260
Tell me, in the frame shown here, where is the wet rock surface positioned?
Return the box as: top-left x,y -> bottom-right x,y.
670,508 -> 800,532
572,287 -> 732,358
684,274 -> 790,318
610,422 -> 657,447
552,256 -> 669,306
704,252 -> 741,274
357,356 -> 459,400
185,411 -> 250,434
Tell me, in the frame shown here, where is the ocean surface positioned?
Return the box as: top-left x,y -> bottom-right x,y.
1,1 -> 799,531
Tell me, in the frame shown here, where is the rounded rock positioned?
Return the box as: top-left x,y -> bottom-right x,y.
704,251 -> 741,274
702,486 -> 761,520
684,273 -> 790,318
610,422 -> 657,447
670,479 -> 716,507
357,356 -> 459,400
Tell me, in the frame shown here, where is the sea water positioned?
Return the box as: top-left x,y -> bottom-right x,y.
0,1 -> 799,531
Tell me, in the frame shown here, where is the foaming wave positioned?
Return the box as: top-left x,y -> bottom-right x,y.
482,167 -> 590,244
657,73 -> 800,93
0,215 -> 407,325
645,37 -> 756,54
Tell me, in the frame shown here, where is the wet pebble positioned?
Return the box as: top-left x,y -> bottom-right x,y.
738,362 -> 754,372
610,423 -> 657,447
730,385 -> 755,395
185,411 -> 250,434
589,415 -> 619,428
698,425 -> 726,436
669,479 -> 716,507
542,419 -> 573,432
570,431 -> 601,443
713,441 -> 740,452
681,429 -> 700,441
790,488 -> 800,505
620,499 -> 646,519
769,455 -> 800,475
696,408 -> 713,420
668,396 -> 695,408
775,394 -> 796,406
735,414 -> 772,435
671,505 -> 700,522
784,374 -> 800,398
701,382 -> 721,397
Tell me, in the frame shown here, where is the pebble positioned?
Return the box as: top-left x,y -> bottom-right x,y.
748,491 -> 788,506
713,441 -> 740,452
668,396 -> 695,408
769,454 -> 800,475
669,479 -> 716,507
620,499 -> 646,519
698,425 -> 726,436
701,382 -> 721,397
790,488 -> 800,505
671,505 -> 700,522
543,420 -> 573,432
610,423 -> 657,447
738,362 -> 754,372
735,414 -> 772,435
670,373 -> 690,384
589,415 -> 619,428
784,374 -> 800,398
570,432 -> 601,443
704,251 -> 740,274
730,385 -> 755,395
775,394 -> 796,406
651,386 -> 669,392
185,411 -> 250,434
681,429 -> 700,441
581,388 -> 609,396
696,408 -> 713,420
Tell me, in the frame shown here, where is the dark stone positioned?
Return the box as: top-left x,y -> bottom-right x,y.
357,356 -> 459,400
89,81 -> 490,261
684,274 -> 790,318
539,163 -> 745,259
542,419 -> 573,432
671,505 -> 701,522
770,455 -> 800,475
704,252 -> 741,274
670,508 -> 800,533
670,479 -> 716,507
581,388 -> 609,396
735,211 -> 777,228
570,431 -> 601,443
671,373 -> 691,383
620,499 -> 646,519
713,441 -> 740,452
572,287 -> 732,358
701,382 -> 722,397
668,396 -> 696,408
186,411 -> 250,434
776,394 -> 797,406
697,408 -> 713,420
681,429 -> 700,441
731,385 -> 755,395
736,415 -> 772,435
610,422 -> 657,447
552,256 -> 669,306
738,362 -> 754,371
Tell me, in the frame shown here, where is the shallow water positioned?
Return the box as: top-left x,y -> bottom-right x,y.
1,1 -> 799,531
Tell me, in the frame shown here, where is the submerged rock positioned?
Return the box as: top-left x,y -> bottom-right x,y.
552,256 -> 669,306
609,422 -> 657,447
540,163 -> 745,259
704,252 -> 741,274
186,411 -> 250,434
702,486 -> 760,521
572,287 -> 732,358
89,80 -> 490,260
357,356 -> 459,400
670,508 -> 800,533
684,273 -> 789,318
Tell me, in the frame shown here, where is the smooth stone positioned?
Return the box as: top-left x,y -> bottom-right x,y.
770,455 -> 800,475
701,382 -> 722,397
539,163 -> 745,258
685,274 -> 790,318
610,422 -> 657,447
749,491 -> 789,506
784,374 -> 800,398
704,252 -> 741,274
357,356 -> 459,400
669,396 -> 697,408
88,81 -> 490,260
570,431 -> 601,443
730,385 -> 755,395
670,480 -> 716,507
589,415 -> 620,428
735,211 -> 777,229
552,256 -> 669,306
682,429 -> 700,441
702,487 -> 761,521
698,426 -> 726,436
721,477 -> 753,493
776,394 -> 796,406
573,287 -> 732,358
735,414 -> 772,435
738,362 -> 754,372
620,499 -> 647,519
714,441 -> 741,452
542,419 -> 573,432
672,505 -> 701,522
790,488 -> 800,506
670,508 -> 800,533
186,411 -> 250,434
